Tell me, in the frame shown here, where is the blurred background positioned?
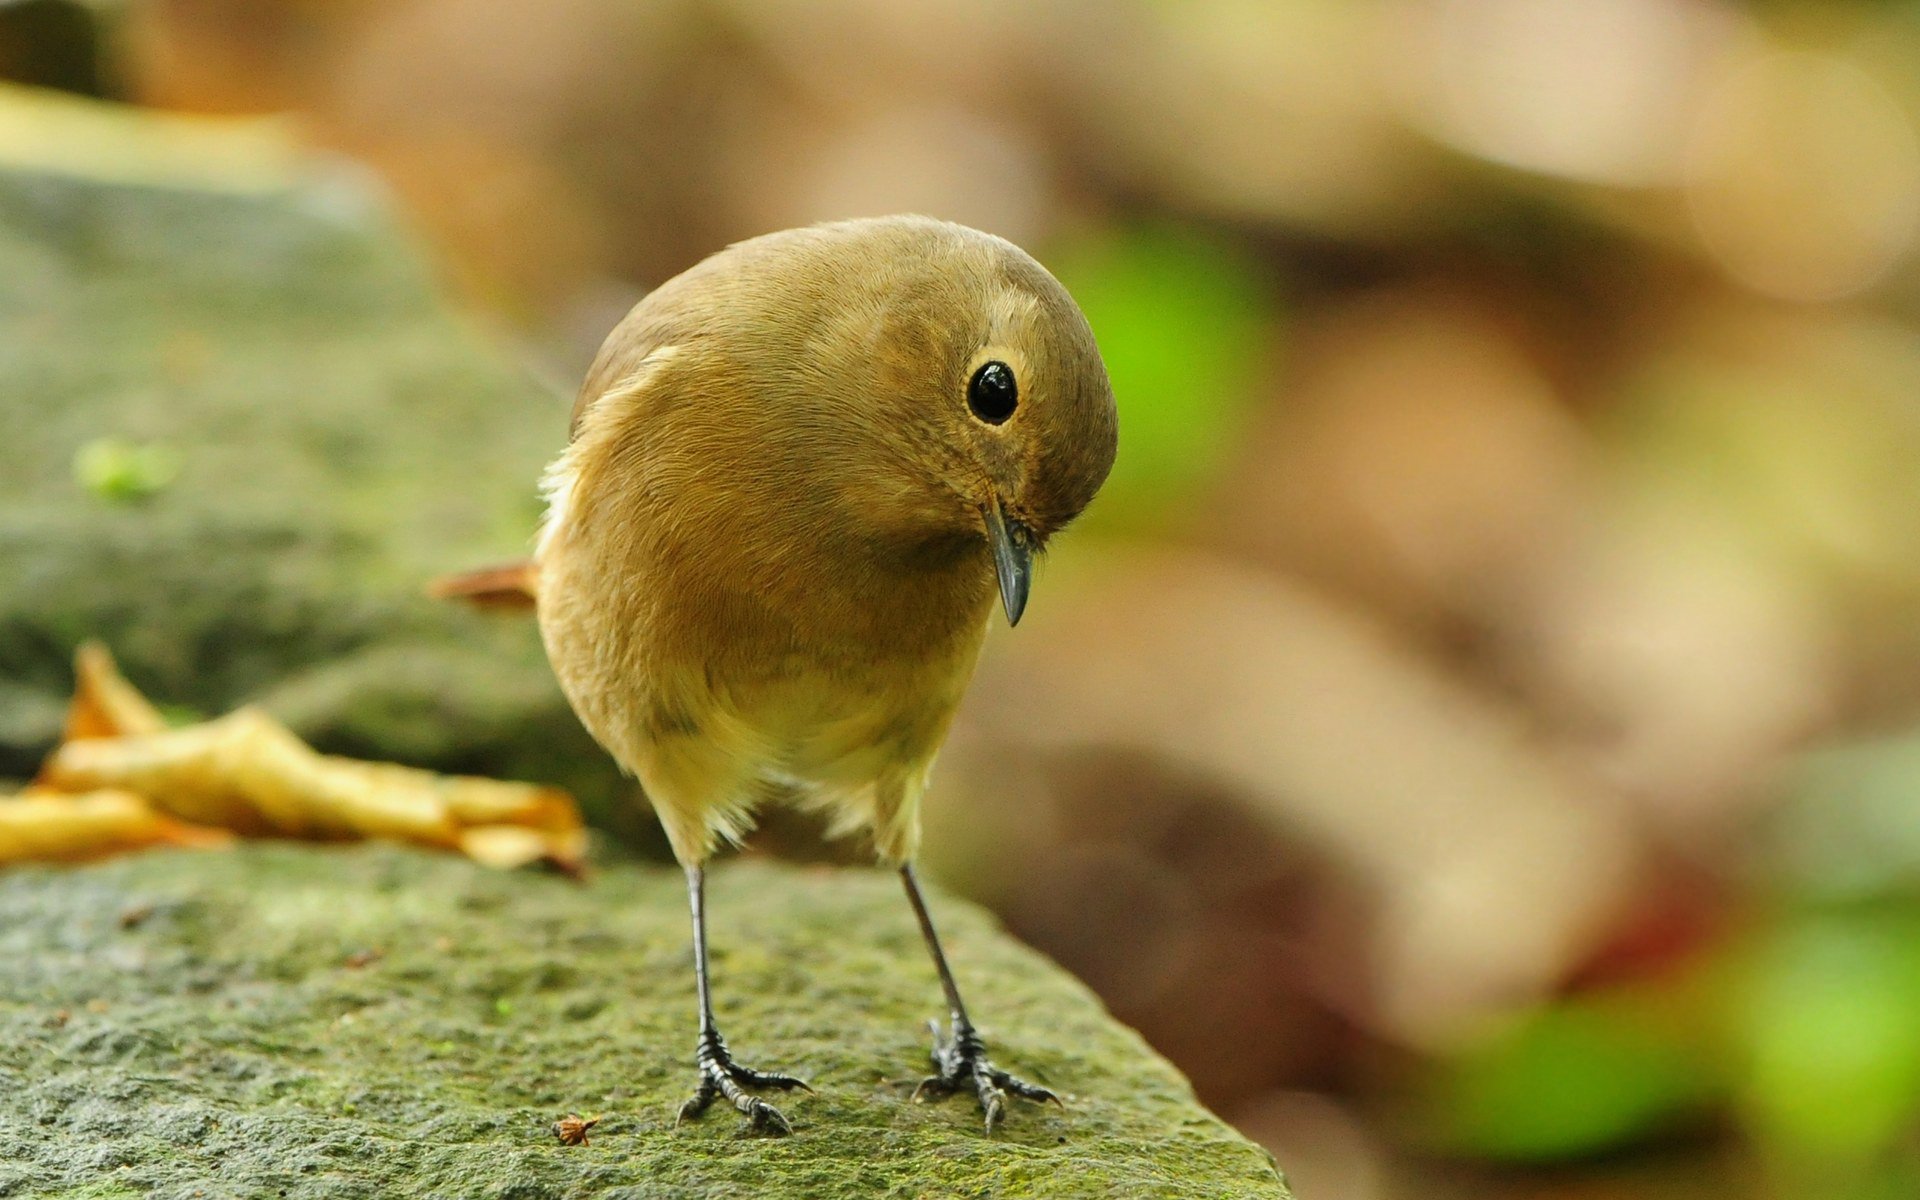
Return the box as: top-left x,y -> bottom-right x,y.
9,0 -> 1920,1195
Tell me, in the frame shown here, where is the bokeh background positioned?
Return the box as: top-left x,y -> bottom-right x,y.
11,0 -> 1920,1196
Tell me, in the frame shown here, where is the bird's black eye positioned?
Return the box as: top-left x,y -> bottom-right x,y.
967,361 -> 1018,425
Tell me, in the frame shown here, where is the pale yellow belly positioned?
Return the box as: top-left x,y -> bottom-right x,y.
625,638 -> 984,865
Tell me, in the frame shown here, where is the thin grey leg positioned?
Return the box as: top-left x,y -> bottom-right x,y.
676,865 -> 809,1134
900,863 -> 1059,1131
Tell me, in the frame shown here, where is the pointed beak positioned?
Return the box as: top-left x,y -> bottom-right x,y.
984,505 -> 1034,626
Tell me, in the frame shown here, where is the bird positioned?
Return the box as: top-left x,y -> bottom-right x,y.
512,215 -> 1117,1134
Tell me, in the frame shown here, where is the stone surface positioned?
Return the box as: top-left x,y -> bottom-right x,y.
0,843 -> 1288,1198
0,89 -> 635,833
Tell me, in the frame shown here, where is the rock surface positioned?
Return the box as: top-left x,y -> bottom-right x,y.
0,844 -> 1288,1198
0,90 -> 633,830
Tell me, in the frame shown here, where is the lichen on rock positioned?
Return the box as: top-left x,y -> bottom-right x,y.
0,844 -> 1288,1198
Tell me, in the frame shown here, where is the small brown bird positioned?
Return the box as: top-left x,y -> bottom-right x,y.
532,215 -> 1116,1134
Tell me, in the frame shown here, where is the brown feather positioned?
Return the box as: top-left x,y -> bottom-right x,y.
537,216 -> 1116,865
427,561 -> 539,611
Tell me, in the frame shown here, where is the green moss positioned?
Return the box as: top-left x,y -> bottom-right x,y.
0,845 -> 1287,1198
0,144 -> 632,830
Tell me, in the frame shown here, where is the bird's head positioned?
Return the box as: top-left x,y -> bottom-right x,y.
848,220 -> 1118,625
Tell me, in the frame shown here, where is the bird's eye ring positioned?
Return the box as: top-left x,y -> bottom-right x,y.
967,361 -> 1018,425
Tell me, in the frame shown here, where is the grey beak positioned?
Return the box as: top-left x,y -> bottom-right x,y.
984,505 -> 1034,626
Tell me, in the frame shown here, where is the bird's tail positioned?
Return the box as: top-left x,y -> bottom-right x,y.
427,561 -> 538,611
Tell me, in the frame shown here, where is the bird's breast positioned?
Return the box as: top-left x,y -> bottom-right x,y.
538,437 -> 997,796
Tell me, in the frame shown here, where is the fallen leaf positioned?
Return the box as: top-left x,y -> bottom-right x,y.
0,789 -> 229,865
5,645 -> 587,872
61,640 -> 166,742
44,709 -> 586,869
460,823 -> 585,873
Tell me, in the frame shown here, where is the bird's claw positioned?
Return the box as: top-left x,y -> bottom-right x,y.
914,1017 -> 1058,1132
677,1028 -> 808,1135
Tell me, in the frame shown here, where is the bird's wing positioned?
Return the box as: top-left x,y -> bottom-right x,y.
568,259 -> 730,439
566,224 -> 819,438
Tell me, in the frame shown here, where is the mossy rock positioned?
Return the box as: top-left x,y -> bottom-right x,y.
0,843 -> 1288,1198
0,88 -> 634,831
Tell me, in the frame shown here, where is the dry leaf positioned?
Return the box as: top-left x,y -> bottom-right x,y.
552,1114 -> 601,1146
60,640 -> 167,742
7,644 -> 587,872
459,823 -> 586,872
45,709 -> 585,868
0,789 -> 229,865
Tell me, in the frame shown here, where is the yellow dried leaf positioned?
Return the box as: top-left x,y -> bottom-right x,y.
30,645 -> 589,873
60,640 -> 167,742
230,715 -> 461,845
45,711 -> 277,833
0,789 -> 229,864
460,824 -> 577,872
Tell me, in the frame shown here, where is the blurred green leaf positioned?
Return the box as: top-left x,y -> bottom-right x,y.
1425,993 -> 1717,1161
72,435 -> 180,504
1045,223 -> 1276,533
1734,911 -> 1920,1162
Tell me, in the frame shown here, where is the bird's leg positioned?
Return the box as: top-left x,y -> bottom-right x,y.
675,864 -> 810,1135
900,863 -> 1059,1131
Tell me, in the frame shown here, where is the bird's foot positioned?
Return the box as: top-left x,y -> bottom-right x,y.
911,1018 -> 1059,1132
676,1027 -> 810,1135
